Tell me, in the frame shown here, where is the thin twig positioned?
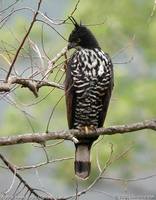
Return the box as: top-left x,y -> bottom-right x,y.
5,0 -> 43,82
70,0 -> 80,17
43,46 -> 68,80
16,157 -> 73,171
0,153 -> 54,200
0,1 -> 19,14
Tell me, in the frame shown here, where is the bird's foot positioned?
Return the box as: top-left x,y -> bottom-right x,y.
78,125 -> 96,134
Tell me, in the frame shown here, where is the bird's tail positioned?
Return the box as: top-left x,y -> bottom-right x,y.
74,143 -> 91,179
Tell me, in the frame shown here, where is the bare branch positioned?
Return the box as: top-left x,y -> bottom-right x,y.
5,0 -> 43,82
43,47 -> 68,79
1,76 -> 38,97
0,1 -> 19,14
36,0 -> 81,25
102,173 -> 156,183
16,157 -> 73,171
37,79 -> 64,90
0,119 -> 155,146
0,153 -> 54,200
70,0 -> 81,17
0,76 -> 64,97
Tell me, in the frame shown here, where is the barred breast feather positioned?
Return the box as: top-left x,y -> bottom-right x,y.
65,48 -> 114,130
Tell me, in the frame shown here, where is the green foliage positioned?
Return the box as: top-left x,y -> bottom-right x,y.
75,0 -> 156,62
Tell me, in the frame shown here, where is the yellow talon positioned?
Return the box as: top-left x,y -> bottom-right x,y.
85,126 -> 89,134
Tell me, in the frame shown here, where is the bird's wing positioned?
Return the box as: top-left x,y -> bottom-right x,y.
98,54 -> 114,128
64,54 -> 76,129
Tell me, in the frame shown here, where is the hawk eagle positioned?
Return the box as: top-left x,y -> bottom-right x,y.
65,17 -> 114,179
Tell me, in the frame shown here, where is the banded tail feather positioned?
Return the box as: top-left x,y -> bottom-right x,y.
75,143 -> 92,179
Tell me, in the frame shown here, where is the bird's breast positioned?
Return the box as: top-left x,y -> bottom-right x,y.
71,48 -> 112,94
69,48 -> 113,128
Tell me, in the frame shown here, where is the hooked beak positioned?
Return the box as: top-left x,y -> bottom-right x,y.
67,42 -> 77,50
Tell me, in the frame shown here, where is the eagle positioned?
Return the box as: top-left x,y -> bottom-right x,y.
65,17 -> 114,179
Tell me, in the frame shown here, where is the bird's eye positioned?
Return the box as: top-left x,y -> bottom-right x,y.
77,38 -> 81,43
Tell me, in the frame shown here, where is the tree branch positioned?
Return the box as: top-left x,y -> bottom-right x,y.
5,0 -> 43,82
0,76 -> 64,97
43,46 -> 68,79
0,154 -> 55,200
0,45 -> 67,96
0,119 -> 155,146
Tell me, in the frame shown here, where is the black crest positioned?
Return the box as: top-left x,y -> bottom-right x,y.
68,17 -> 99,49
69,16 -> 80,28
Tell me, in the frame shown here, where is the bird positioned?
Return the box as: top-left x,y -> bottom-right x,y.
65,17 -> 114,179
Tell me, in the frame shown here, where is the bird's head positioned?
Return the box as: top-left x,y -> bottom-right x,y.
68,17 -> 99,50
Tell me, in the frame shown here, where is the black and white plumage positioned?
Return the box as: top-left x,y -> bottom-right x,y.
65,18 -> 114,179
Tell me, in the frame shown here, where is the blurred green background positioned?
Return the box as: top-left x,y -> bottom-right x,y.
0,0 -> 156,197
